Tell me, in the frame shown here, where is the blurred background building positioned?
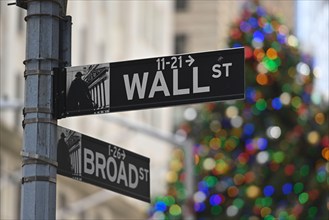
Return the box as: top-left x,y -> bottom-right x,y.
1,0 -> 328,219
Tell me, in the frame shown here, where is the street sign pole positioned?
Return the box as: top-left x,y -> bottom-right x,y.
17,0 -> 69,219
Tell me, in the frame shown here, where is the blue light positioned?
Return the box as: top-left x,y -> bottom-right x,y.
257,138 -> 268,150
264,185 -> 275,197
209,194 -> 222,206
240,21 -> 252,32
277,33 -> 286,44
245,138 -> 254,151
282,183 -> 293,195
256,6 -> 267,17
233,43 -> 243,48
246,87 -> 256,103
248,17 -> 258,28
194,202 -> 206,212
253,30 -> 265,42
198,181 -> 209,195
272,97 -> 283,110
263,23 -> 273,34
243,123 -> 255,136
155,201 -> 167,212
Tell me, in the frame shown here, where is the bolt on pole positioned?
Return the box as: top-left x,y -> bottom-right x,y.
16,0 -> 68,219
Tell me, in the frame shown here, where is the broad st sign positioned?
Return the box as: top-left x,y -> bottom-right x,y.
54,47 -> 244,118
56,126 -> 150,202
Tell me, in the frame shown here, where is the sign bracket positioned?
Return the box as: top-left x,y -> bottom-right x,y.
22,176 -> 57,184
53,67 -> 67,119
21,151 -> 58,167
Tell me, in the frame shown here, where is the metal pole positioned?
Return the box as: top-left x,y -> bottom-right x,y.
183,140 -> 195,220
19,0 -> 67,219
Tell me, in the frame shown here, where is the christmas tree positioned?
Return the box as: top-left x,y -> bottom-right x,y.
149,2 -> 328,220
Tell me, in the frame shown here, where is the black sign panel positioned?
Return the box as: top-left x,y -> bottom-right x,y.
56,47 -> 244,118
56,126 -> 150,203
110,47 -> 244,112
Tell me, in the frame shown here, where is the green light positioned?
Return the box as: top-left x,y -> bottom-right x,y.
291,96 -> 302,109
233,198 -> 244,208
288,215 -> 297,220
298,192 -> 309,204
282,84 -> 292,93
293,182 -> 304,194
300,165 -> 310,176
316,171 -> 326,183
274,57 -> 281,66
205,176 -> 218,188
271,42 -> 281,51
211,205 -> 222,215
264,215 -> 275,220
256,99 -> 267,111
255,198 -> 262,207
177,187 -> 186,200
163,196 -> 175,206
169,204 -> 182,216
279,211 -> 289,218
273,151 -> 285,163
263,57 -> 278,72
308,206 -> 318,217
263,197 -> 272,207
259,197 -> 272,207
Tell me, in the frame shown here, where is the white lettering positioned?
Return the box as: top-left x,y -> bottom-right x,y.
95,152 -> 106,179
128,164 -> 139,189
84,149 -> 149,189
173,69 -> 190,95
148,71 -> 170,98
222,63 -> 232,77
193,67 -> 210,93
139,168 -> 150,182
139,167 -> 144,180
212,64 -> 222,78
143,169 -> 149,182
106,157 -> 117,182
84,148 -> 94,175
117,160 -> 128,187
123,72 -> 149,100
212,63 -> 232,78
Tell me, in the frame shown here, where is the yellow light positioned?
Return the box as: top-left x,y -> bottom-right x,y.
287,35 -> 299,47
246,185 -> 260,198
226,106 -> 239,118
215,160 -> 229,174
166,171 -> 178,183
209,137 -> 221,150
307,131 -> 320,145
266,48 -> 278,59
315,113 -> 325,125
203,158 -> 216,170
261,207 -> 272,217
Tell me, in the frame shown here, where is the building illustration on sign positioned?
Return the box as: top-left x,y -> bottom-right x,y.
65,64 -> 110,117
57,127 -> 82,180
